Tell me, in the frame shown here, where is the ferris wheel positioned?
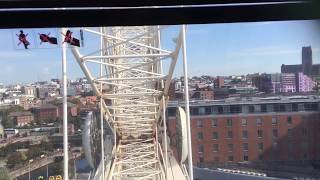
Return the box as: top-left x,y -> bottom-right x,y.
71,25 -> 193,180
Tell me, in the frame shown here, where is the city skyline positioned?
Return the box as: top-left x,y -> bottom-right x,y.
0,20 -> 320,84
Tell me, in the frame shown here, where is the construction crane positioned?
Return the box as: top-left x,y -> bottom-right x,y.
72,25 -> 192,180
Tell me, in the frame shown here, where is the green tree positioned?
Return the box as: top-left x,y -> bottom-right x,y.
68,98 -> 81,105
6,152 -> 24,169
0,167 -> 10,180
27,146 -> 43,160
1,105 -> 25,128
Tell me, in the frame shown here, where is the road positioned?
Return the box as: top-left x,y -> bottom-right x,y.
9,149 -> 82,179
0,135 -> 47,148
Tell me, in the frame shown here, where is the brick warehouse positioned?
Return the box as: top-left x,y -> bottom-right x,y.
167,95 -> 320,167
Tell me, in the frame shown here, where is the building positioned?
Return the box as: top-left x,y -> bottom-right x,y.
22,86 -> 37,97
85,96 -> 97,105
281,46 -> 320,77
191,87 -> 214,100
252,74 -> 272,93
270,73 -> 315,93
280,73 -> 296,93
4,129 -> 19,138
213,88 -> 229,100
167,96 -> 320,167
296,72 -> 316,92
19,95 -> 36,110
59,123 -> 75,134
57,102 -> 78,118
8,111 -> 34,127
31,104 -> 58,121
271,74 -> 281,93
214,76 -> 225,88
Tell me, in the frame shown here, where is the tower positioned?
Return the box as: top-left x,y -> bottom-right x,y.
302,46 -> 312,76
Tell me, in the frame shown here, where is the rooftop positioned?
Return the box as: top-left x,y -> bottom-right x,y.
168,95 -> 320,107
8,111 -> 33,117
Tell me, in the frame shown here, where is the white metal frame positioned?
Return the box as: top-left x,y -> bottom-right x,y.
72,25 -> 190,180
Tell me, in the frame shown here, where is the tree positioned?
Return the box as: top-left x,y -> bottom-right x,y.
68,98 -> 81,105
0,167 -> 10,180
0,105 -> 25,128
6,152 -> 25,169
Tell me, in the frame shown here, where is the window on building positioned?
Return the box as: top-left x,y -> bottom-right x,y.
256,118 -> 262,125
197,132 -> 203,140
214,156 -> 220,163
273,104 -> 280,112
213,144 -> 219,152
292,103 -> 298,111
217,106 -> 223,114
198,144 -> 204,153
227,118 -> 232,126
298,103 -> 304,111
167,108 -> 176,117
267,104 -> 273,112
288,129 -> 293,138
249,105 -> 255,113
258,142 -> 263,151
197,120 -> 203,128
212,119 -> 217,127
228,156 -> 234,162
205,106 -> 212,115
258,130 -> 263,138
242,130 -> 248,139
212,106 -> 218,114
223,106 -> 230,113
243,155 -> 249,161
272,117 -> 277,125
272,142 -> 278,150
258,154 -> 263,160
243,143 -> 248,151
212,132 -> 218,140
241,119 -> 247,126
199,107 -> 205,115
227,131 -> 233,139
230,105 -> 241,113
285,104 -> 292,112
199,156 -> 204,163
254,105 -> 261,112
261,104 -> 267,112
228,144 -> 233,152
287,116 -> 292,124
192,107 -> 199,115
302,128 -> 307,136
280,104 -> 286,112
273,129 -> 278,138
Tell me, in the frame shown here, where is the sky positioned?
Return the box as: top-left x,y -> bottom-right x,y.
0,20 -> 320,85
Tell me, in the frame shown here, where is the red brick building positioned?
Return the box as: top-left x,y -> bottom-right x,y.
31,104 -> 58,121
167,96 -> 320,167
191,88 -> 214,100
85,96 -> 97,105
57,102 -> 78,118
8,111 -> 34,127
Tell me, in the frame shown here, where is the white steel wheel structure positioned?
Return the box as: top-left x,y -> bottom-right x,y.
72,25 -> 190,180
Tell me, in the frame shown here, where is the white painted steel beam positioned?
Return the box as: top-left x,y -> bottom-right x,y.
72,26 -> 190,180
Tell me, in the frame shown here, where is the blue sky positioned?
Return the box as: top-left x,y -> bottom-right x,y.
0,20 -> 320,85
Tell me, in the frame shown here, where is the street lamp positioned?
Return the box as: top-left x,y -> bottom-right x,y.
28,159 -> 33,180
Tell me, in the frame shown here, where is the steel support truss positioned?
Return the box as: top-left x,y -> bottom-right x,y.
72,26 -> 185,180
